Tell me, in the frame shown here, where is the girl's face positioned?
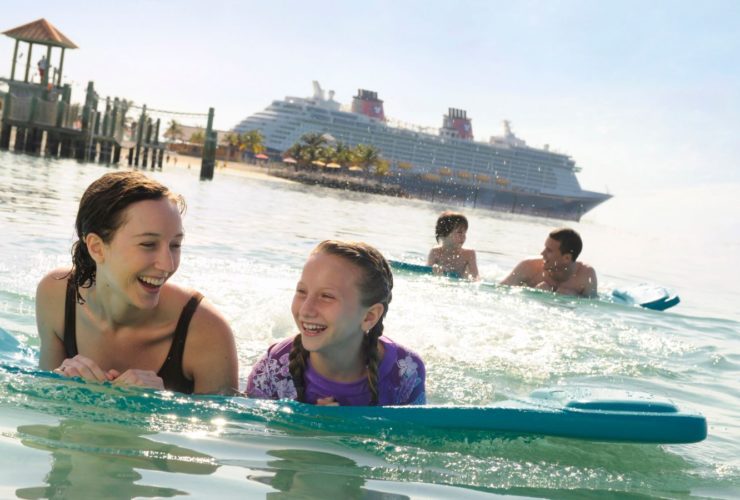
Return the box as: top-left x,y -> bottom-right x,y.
93,198 -> 183,309
440,225 -> 467,248
291,252 -> 375,357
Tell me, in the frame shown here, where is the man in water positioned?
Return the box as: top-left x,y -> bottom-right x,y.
501,228 -> 597,297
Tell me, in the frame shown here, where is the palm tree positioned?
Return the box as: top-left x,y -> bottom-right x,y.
189,129 -> 205,145
239,129 -> 265,159
285,133 -> 329,168
351,144 -> 381,176
164,119 -> 183,142
222,131 -> 240,160
332,142 -> 353,169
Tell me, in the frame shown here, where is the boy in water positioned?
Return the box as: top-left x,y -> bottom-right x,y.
427,211 -> 479,280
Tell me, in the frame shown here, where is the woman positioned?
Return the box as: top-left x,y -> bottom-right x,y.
36,171 -> 238,394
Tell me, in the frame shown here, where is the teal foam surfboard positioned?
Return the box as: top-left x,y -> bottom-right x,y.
389,260 -> 680,311
235,386 -> 706,444
611,284 -> 680,311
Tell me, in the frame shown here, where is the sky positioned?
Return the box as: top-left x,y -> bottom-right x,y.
1,0 -> 739,226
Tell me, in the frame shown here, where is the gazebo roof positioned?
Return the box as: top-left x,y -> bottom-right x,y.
2,18 -> 77,49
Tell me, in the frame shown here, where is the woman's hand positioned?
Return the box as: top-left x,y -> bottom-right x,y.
109,369 -> 165,390
53,355 -> 110,382
53,356 -> 164,390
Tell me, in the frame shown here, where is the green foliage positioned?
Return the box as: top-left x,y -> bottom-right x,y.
189,129 -> 205,144
284,135 -> 384,172
165,119 -> 183,141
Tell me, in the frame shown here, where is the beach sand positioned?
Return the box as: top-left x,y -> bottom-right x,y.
156,151 -> 294,184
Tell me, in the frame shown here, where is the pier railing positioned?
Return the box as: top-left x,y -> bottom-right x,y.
4,93 -> 83,131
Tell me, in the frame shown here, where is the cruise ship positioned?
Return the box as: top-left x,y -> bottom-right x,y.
234,82 -> 611,220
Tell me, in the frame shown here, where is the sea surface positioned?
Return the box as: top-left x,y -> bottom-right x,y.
0,151 -> 738,498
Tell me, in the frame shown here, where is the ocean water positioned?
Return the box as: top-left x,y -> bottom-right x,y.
0,151 -> 738,498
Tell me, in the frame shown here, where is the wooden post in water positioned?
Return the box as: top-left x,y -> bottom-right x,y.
0,93 -> 11,150
100,97 -> 111,163
142,118 -> 151,169
200,107 -> 215,180
153,118 -> 162,170
78,82 -> 95,161
134,105 -> 146,167
111,98 -> 121,164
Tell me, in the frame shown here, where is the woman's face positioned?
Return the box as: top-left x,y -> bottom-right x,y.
95,198 -> 183,309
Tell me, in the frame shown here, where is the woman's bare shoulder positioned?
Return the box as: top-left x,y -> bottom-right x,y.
36,267 -> 72,298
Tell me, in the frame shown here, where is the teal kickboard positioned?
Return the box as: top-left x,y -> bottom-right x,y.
235,387 -> 706,444
611,284 -> 681,311
389,260 -> 680,311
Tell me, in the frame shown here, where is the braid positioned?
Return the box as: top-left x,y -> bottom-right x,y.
288,334 -> 310,402
365,322 -> 383,405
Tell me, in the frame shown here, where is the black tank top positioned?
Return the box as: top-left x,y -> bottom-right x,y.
64,280 -> 202,394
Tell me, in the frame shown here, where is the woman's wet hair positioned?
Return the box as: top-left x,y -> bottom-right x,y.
67,171 -> 185,303
289,240 -> 393,405
435,211 -> 468,242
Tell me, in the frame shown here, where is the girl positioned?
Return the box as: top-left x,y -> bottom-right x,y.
427,211 -> 479,280
36,171 -> 238,394
247,240 -> 425,406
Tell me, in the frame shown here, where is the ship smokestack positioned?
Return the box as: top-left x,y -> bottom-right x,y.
441,108 -> 474,140
351,89 -> 386,121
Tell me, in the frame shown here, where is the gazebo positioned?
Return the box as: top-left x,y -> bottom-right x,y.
2,18 -> 77,88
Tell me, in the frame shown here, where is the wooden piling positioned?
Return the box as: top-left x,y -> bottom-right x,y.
200,107 -> 215,180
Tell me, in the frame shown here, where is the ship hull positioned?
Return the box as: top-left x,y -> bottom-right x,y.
235,92 -> 612,220
388,174 -> 610,221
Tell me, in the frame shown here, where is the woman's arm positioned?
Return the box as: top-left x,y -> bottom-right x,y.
36,270 -> 69,371
184,299 -> 239,395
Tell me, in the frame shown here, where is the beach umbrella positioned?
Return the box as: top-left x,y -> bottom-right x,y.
348,166 -> 363,172
255,153 -> 269,160
325,162 -> 341,169
282,157 -> 297,164
311,160 -> 326,167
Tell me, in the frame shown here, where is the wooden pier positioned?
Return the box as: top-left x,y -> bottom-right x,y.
0,18 -> 213,175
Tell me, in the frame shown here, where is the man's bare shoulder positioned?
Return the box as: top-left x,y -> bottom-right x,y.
574,262 -> 598,297
518,258 -> 543,271
576,262 -> 597,278
501,258 -> 542,286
